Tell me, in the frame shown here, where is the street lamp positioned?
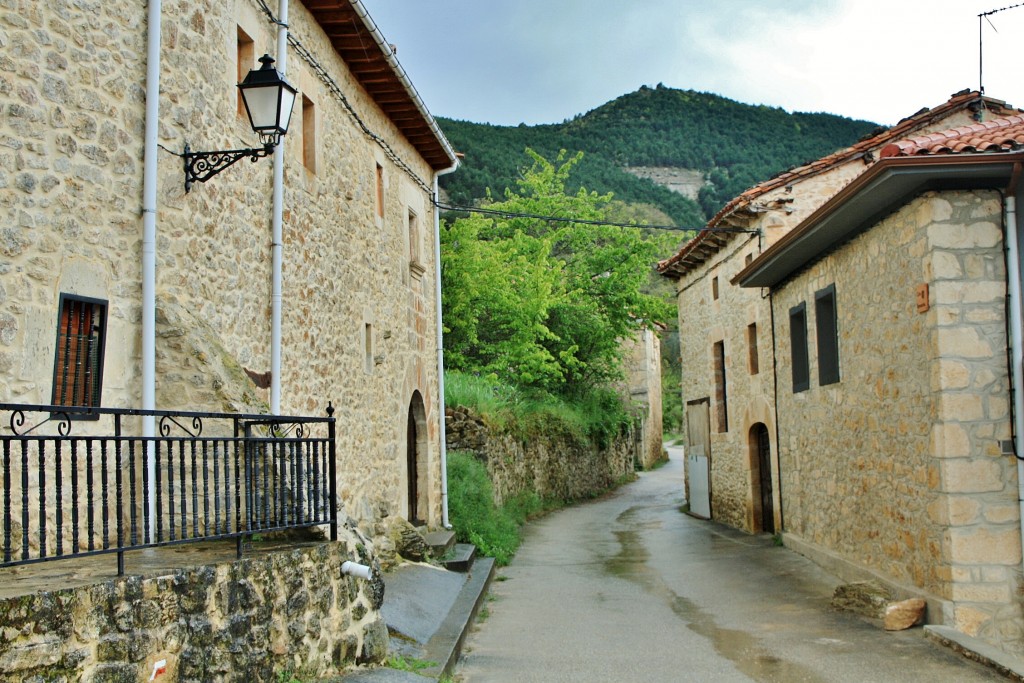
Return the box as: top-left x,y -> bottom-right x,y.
182,54 -> 297,193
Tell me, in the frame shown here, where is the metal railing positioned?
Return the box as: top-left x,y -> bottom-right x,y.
0,402 -> 337,574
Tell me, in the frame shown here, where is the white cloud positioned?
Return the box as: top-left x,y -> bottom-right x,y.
360,0 -> 1024,126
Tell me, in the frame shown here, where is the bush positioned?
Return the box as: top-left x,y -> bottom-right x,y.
446,451 -> 521,565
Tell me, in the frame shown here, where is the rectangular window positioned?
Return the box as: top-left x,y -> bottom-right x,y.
713,340 -> 728,432
52,294 -> 107,410
789,302 -> 809,393
815,284 -> 840,386
364,323 -> 374,374
375,164 -> 384,218
236,27 -> 255,117
408,209 -> 424,276
712,276 -> 719,300
302,95 -> 317,173
747,322 -> 759,375
745,252 -> 754,267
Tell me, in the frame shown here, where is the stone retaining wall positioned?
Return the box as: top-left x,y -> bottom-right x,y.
445,407 -> 636,506
0,541 -> 386,682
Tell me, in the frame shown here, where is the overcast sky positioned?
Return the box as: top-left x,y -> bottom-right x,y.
359,0 -> 1024,127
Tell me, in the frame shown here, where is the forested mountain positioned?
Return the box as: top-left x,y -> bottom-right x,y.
438,84 -> 880,226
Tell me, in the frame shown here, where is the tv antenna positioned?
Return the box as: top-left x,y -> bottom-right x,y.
979,3 -> 1024,95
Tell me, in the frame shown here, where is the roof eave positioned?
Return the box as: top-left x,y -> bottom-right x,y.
735,153 -> 1024,289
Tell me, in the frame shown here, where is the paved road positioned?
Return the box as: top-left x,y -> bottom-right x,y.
456,447 -> 1005,682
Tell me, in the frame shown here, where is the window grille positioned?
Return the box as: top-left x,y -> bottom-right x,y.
52,294 -> 107,410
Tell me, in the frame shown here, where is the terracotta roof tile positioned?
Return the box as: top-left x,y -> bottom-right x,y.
657,90 -> 1017,278
880,115 -> 1024,157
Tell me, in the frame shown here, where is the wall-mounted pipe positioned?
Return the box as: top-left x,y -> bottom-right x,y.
141,0 -> 163,541
1002,193 -> 1024,574
434,166 -> 458,530
341,560 -> 374,580
269,0 -> 289,416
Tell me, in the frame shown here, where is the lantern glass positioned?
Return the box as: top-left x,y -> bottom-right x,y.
238,54 -> 297,146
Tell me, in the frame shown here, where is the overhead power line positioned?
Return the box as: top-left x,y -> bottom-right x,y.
433,201 -> 758,234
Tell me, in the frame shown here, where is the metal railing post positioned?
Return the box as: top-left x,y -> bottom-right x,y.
327,402 -> 337,542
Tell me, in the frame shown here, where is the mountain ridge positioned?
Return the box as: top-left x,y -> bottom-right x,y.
437,84 -> 880,226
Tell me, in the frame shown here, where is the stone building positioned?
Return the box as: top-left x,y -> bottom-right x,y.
659,93 -> 1024,656
1,0 -> 458,676
621,326 -> 665,469
1,0 -> 456,532
735,114 -> 1024,655
657,90 -> 1016,533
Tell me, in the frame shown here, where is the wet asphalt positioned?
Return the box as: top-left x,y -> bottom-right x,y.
455,446 -> 1007,682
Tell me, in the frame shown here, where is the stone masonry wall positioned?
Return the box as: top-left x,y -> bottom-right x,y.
669,108 -> 990,535
676,234 -> 776,532
0,0 -> 445,534
774,190 -> 1024,654
0,540 -> 388,682
445,407 -> 636,507
622,328 -> 664,469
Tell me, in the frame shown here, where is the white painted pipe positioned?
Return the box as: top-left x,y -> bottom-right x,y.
141,0 -> 163,541
341,560 -> 373,580
434,168 -> 457,529
1003,195 -> 1024,570
269,0 -> 289,416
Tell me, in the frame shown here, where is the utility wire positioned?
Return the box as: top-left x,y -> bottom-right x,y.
433,201 -> 757,234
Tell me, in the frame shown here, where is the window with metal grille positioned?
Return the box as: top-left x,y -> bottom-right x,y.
52,294 -> 107,411
789,302 -> 809,393
815,284 -> 840,386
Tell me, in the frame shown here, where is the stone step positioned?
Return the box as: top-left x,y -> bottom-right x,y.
423,529 -> 456,557
440,543 -> 476,573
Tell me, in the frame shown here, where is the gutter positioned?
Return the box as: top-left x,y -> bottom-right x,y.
348,0 -> 458,169
736,153 -> 1024,289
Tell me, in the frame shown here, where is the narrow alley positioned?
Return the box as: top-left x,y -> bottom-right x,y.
455,447 -> 1006,682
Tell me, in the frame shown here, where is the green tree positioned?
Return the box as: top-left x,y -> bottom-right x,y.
441,150 -> 672,397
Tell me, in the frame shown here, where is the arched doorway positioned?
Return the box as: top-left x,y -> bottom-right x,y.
750,423 -> 774,533
406,392 -> 428,525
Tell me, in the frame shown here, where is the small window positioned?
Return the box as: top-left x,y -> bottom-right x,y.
408,209 -> 424,277
789,303 -> 809,393
302,95 -> 317,173
52,294 -> 107,411
364,323 -> 374,374
236,27 -> 255,117
745,252 -> 754,267
747,322 -> 759,375
713,340 -> 728,432
375,164 -> 384,218
712,276 -> 719,300
815,284 -> 840,386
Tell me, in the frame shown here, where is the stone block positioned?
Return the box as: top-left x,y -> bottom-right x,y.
941,459 -> 1004,493
948,526 -> 1022,565
883,598 -> 926,630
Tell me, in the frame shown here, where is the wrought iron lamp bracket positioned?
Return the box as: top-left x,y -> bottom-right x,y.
182,141 -> 275,193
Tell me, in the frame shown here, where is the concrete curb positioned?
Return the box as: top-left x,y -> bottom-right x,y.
925,626 -> 1024,682
422,557 -> 496,679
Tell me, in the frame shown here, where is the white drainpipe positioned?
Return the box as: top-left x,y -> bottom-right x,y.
141,0 -> 162,539
434,168 -> 457,528
269,0 -> 289,416
1003,195 -> 1024,568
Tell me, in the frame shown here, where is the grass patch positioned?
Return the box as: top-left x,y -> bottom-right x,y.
386,654 -> 436,673
445,371 -> 634,447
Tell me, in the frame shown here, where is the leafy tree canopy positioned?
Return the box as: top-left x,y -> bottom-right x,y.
441,150 -> 673,398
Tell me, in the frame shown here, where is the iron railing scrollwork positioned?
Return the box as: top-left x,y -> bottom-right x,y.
0,402 -> 337,574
